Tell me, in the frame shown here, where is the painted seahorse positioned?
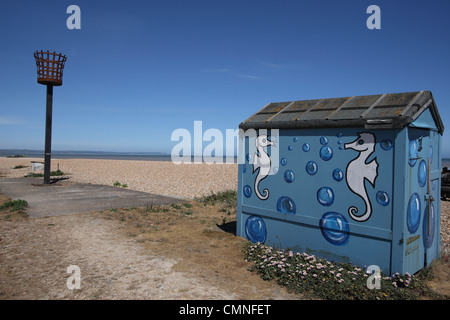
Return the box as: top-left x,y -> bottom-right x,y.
252,135 -> 273,200
344,132 -> 379,222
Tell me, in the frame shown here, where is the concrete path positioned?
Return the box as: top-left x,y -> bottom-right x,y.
0,177 -> 183,218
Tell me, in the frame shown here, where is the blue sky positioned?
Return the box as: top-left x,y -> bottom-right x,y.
0,0 -> 449,156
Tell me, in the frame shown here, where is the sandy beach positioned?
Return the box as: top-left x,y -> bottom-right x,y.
0,157 -> 238,200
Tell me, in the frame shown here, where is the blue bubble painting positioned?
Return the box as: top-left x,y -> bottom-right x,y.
423,203 -> 435,248
407,193 -> 421,233
320,146 -> 333,161
245,216 -> 267,243
317,187 -> 334,206
332,168 -> 343,181
380,139 -> 393,151
417,160 -> 427,187
284,170 -> 295,183
408,140 -> 418,167
376,191 -> 390,206
320,136 -> 328,145
243,185 -> 252,198
277,196 -> 296,214
306,161 -> 318,175
319,212 -> 350,245
302,143 -> 310,152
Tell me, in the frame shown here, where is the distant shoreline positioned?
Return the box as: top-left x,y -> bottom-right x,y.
0,149 -> 169,159
0,150 -> 238,163
3,154 -> 175,162
0,149 -> 448,166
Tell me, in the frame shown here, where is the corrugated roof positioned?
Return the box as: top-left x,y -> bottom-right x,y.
239,90 -> 444,133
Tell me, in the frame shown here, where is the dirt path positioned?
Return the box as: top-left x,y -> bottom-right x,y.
60,214 -> 237,299
0,203 -> 301,300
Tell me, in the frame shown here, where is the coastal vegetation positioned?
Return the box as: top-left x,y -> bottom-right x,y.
24,169 -> 65,177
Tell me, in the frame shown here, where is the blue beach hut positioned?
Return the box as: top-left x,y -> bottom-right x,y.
237,90 -> 444,275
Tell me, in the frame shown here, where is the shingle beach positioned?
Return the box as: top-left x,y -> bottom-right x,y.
0,157 -> 238,199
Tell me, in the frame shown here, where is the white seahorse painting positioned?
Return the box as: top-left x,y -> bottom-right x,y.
253,135 -> 274,200
344,132 -> 379,222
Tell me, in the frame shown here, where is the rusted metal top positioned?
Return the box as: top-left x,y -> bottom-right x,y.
240,91 -> 444,133
34,50 -> 67,86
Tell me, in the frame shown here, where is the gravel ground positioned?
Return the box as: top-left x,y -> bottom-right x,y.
440,200 -> 450,258
0,157 -> 238,199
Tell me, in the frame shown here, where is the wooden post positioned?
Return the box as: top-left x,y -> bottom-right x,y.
44,85 -> 53,184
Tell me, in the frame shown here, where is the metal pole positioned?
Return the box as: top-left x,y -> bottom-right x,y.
44,85 -> 53,184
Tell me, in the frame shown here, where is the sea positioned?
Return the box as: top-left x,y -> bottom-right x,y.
1,149 -> 449,167
0,149 -> 238,163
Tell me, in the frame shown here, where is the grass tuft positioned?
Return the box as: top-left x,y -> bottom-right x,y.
0,199 -> 28,212
195,190 -> 237,216
25,170 -> 65,178
113,181 -> 128,188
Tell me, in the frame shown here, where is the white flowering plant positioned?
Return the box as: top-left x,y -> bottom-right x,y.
243,242 -> 441,300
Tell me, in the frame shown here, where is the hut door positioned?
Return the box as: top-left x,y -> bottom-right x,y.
424,156 -> 434,266
424,138 -> 440,267
405,130 -> 432,274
